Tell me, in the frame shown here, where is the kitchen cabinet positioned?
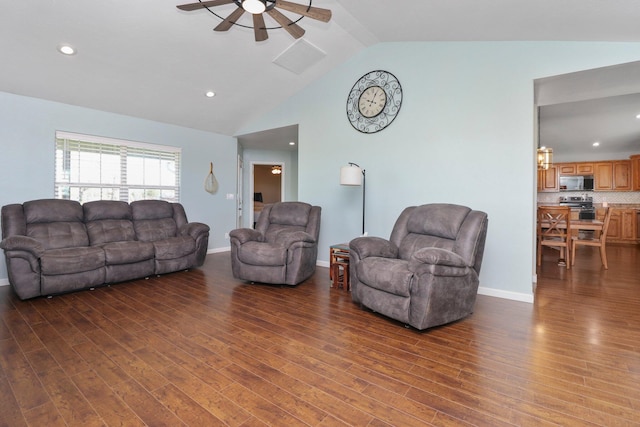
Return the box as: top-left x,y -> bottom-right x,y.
613,161 -> 632,190
558,163 -> 576,175
557,162 -> 594,175
576,162 -> 594,174
597,207 -> 638,243
594,160 -> 631,191
537,165 -> 558,192
631,155 -> 640,191
594,162 -> 613,190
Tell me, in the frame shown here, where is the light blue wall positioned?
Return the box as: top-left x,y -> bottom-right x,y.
0,91 -> 238,281
238,41 -> 640,301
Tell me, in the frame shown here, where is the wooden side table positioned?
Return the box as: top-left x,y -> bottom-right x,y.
329,243 -> 350,290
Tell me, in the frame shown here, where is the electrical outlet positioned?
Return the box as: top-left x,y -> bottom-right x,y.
224,232 -> 229,239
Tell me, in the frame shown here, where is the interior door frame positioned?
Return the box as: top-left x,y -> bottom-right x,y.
236,154 -> 243,229
250,161 -> 285,227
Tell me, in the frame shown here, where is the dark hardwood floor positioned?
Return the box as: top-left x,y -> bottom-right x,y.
1,245 -> 639,426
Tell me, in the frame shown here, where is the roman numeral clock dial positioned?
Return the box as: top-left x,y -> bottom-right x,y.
346,70 -> 402,134
358,86 -> 387,118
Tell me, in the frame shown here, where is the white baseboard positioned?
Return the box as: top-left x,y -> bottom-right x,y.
0,252 -> 535,304
207,247 -> 230,254
478,286 -> 534,303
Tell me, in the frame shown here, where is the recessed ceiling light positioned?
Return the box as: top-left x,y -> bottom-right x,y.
593,142 -> 600,147
636,113 -> 640,119
289,141 -> 295,146
58,44 -> 76,55
205,91 -> 215,98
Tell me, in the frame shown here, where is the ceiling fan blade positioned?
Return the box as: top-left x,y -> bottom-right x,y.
266,8 -> 305,39
214,7 -> 246,31
253,14 -> 269,42
177,0 -> 235,11
274,0 -> 331,22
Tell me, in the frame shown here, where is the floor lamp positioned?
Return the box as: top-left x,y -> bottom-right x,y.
340,162 -> 366,235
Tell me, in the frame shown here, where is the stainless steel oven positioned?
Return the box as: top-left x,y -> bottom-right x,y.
579,208 -> 595,220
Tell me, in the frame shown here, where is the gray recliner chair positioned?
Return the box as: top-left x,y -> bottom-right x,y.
230,201 -> 321,286
349,203 -> 488,330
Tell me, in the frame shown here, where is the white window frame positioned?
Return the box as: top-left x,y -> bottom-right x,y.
54,131 -> 181,203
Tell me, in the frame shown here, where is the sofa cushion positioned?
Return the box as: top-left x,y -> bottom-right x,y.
87,220 -> 137,245
83,200 -> 132,221
27,222 -> 90,250
40,246 -> 105,275
23,199 -> 89,250
24,199 -> 83,224
152,236 -> 196,260
132,199 -> 178,242
407,204 -> 470,239
268,202 -> 311,227
134,218 -> 178,242
131,200 -> 174,220
101,241 -> 155,265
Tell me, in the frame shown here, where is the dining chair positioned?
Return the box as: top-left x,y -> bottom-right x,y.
537,206 -> 571,269
571,207 -> 612,269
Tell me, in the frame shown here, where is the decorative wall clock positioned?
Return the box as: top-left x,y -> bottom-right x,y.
346,70 -> 402,134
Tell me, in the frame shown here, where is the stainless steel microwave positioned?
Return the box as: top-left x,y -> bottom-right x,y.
559,175 -> 594,191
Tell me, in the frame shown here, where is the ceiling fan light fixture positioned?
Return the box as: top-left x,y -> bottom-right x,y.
242,0 -> 266,14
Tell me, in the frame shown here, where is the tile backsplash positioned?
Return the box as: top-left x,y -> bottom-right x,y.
537,191 -> 640,205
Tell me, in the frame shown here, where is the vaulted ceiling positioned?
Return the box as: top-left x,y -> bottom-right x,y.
2,1 -> 640,146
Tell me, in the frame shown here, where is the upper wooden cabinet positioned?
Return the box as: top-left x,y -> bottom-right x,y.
594,160 -> 631,191
537,165 -> 558,192
546,156 -> 637,192
576,162 -> 594,175
594,162 -> 613,190
632,155 -> 640,191
557,163 -> 576,175
556,162 -> 594,175
613,160 -> 632,191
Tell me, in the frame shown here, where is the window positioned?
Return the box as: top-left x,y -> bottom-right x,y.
55,131 -> 181,203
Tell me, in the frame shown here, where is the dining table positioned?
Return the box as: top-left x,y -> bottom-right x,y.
537,216 -> 604,266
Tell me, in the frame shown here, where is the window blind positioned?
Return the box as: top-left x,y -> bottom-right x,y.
54,131 -> 181,203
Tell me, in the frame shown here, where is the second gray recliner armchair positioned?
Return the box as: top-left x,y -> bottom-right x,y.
230,201 -> 321,286
349,203 -> 488,330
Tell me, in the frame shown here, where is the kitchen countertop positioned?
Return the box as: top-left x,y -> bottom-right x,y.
537,202 -> 640,209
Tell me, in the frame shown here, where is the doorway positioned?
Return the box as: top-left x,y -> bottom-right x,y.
251,162 -> 284,228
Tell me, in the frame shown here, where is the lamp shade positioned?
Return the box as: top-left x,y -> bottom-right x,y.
340,164 -> 363,186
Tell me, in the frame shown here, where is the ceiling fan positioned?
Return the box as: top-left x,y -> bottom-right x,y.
176,0 -> 332,42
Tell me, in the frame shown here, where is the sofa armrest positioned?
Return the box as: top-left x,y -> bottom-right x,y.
0,236 -> 45,258
409,247 -> 470,277
349,236 -> 398,260
229,228 -> 263,244
180,222 -> 210,239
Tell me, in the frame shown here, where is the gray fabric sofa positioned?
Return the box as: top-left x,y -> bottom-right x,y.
1,199 -> 209,300
229,201 -> 321,286
349,203 -> 488,330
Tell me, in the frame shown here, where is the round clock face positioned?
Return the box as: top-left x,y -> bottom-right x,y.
358,86 -> 387,118
347,70 -> 402,133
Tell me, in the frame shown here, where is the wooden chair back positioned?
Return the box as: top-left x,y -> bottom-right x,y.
537,205 -> 571,269
571,207 -> 613,269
